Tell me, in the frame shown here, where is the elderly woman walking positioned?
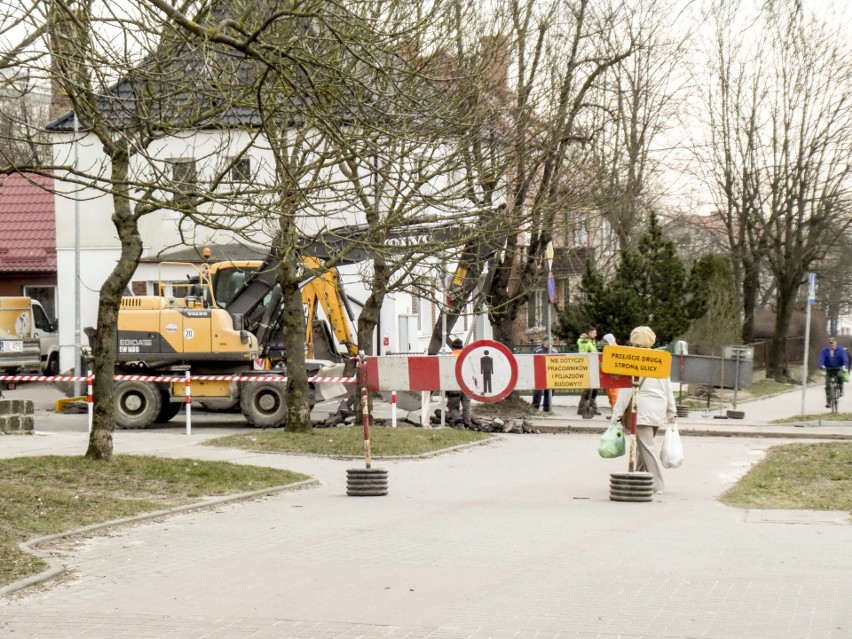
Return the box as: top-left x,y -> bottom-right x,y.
608,326 -> 676,492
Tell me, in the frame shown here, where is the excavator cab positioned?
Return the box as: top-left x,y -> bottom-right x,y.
208,256 -> 359,362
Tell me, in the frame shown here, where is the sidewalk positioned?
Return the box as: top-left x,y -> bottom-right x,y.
521,383 -> 852,440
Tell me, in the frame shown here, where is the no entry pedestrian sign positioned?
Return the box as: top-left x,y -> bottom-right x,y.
455,340 -> 518,402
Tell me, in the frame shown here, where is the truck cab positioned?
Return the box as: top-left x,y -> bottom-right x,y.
0,297 -> 42,375
31,300 -> 59,375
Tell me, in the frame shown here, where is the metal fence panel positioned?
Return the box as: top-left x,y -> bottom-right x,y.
669,354 -> 753,388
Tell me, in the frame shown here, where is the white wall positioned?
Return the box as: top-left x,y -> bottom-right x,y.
55,247 -> 120,373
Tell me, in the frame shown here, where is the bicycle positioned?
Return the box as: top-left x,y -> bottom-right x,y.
826,370 -> 843,414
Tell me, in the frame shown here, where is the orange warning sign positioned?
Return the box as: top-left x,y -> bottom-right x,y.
601,345 -> 671,378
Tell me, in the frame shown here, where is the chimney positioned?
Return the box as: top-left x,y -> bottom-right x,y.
479,35 -> 510,93
47,3 -> 83,121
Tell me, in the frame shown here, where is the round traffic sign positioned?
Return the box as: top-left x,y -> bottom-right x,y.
454,339 -> 518,403
547,272 -> 556,303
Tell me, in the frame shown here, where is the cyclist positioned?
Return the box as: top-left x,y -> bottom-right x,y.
818,337 -> 849,408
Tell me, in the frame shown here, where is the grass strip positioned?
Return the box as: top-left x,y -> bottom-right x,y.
771,412 -> 852,423
204,425 -> 492,456
721,442 -> 852,512
0,455 -> 306,587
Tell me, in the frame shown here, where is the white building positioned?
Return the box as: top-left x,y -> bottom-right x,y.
47,118 -> 494,371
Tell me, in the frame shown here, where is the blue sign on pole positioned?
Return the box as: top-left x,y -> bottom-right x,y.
547,272 -> 556,303
807,272 -> 816,305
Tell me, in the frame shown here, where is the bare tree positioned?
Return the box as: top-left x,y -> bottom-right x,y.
696,0 -> 770,344
585,0 -> 690,254
697,1 -> 852,376
463,0 -> 637,347
28,0 -> 260,458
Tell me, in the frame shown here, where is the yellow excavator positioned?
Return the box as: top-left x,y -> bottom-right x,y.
113,254 -> 358,429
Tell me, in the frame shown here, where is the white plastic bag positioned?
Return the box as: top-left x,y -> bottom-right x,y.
660,423 -> 683,469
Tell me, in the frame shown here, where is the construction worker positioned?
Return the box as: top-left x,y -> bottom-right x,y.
532,335 -> 555,411
446,337 -> 471,428
577,327 -> 600,418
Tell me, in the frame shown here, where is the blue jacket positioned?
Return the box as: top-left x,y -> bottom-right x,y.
818,345 -> 849,370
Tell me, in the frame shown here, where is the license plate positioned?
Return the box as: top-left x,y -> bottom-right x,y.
0,340 -> 23,352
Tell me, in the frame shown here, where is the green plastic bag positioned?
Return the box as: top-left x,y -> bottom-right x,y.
598,423 -> 626,458
841,369 -> 850,383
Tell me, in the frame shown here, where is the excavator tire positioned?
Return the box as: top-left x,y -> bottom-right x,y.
115,381 -> 161,429
240,381 -> 287,428
154,391 -> 182,423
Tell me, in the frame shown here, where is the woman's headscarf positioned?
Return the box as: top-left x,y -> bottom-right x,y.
630,326 -> 656,348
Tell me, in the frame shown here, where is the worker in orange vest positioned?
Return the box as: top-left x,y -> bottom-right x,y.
446,337 -> 471,428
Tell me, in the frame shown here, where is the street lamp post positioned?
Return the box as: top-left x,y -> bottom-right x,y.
73,111 -> 81,397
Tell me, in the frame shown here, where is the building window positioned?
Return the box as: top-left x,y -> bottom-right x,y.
229,157 -> 251,182
130,281 -> 147,296
527,288 -> 546,329
23,286 -> 56,320
574,222 -> 588,246
171,159 -> 197,184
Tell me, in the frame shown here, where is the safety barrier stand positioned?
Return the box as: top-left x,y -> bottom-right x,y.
391,390 -> 397,428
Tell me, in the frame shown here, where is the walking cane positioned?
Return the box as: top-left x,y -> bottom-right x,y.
627,376 -> 639,472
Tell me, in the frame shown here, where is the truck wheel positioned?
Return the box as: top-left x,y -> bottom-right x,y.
45,353 -> 59,377
155,391 -> 182,423
240,382 -> 287,428
115,381 -> 161,429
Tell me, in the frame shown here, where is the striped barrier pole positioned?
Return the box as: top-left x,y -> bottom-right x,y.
358,354 -> 371,469
391,390 -> 397,428
87,371 -> 93,434
421,391 -> 431,428
185,370 -> 191,436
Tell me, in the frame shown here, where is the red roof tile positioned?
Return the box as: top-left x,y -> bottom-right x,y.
0,173 -> 56,273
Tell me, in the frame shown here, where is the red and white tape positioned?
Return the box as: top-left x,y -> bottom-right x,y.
0,374 -> 357,383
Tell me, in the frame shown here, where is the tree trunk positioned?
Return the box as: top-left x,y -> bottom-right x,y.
279,246 -> 311,432
766,283 -> 797,380
492,312 -> 515,347
741,260 -> 759,344
85,185 -> 142,460
357,292 -> 381,359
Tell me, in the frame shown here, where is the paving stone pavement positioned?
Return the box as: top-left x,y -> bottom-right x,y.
1,414 -> 850,639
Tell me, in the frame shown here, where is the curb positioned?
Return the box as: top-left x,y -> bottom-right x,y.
204,433 -> 499,462
526,420 -> 852,440
0,478 -> 318,597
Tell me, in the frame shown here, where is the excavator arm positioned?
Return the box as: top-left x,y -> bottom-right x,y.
209,253 -> 359,363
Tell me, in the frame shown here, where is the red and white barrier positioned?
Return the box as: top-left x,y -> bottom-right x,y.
363,353 -> 632,392
1,371 -> 358,436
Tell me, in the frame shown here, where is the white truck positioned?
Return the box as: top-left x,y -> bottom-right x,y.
0,297 -> 59,376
